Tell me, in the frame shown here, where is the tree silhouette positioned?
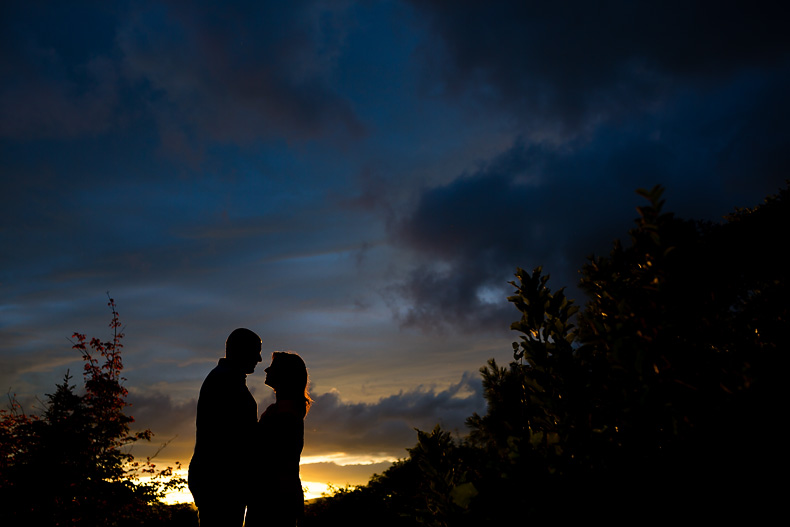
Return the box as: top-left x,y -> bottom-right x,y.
305,183 -> 788,525
0,295 -> 191,526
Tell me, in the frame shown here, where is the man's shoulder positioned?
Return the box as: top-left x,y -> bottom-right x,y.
200,360 -> 240,389
210,358 -> 243,376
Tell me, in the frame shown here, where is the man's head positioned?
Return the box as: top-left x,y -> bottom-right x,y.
225,328 -> 263,374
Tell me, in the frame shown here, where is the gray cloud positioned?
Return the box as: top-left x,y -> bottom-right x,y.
304,370 -> 484,458
125,390 -> 197,464
128,391 -> 197,440
409,0 -> 790,134
388,140 -> 630,333
123,370 -> 485,466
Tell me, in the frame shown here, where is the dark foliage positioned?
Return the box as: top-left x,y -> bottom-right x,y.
0,296 -> 193,527
306,183 -> 788,524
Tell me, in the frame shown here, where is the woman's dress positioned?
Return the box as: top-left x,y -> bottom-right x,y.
245,400 -> 305,527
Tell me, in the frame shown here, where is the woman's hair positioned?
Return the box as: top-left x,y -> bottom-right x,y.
271,351 -> 313,415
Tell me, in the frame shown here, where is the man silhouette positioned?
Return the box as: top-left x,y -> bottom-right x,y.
188,328 -> 262,527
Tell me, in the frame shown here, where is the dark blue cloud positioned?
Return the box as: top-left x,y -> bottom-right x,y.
391,62 -> 790,331
0,0 -> 365,147
116,0 -> 367,149
408,0 -> 790,134
382,0 -> 790,334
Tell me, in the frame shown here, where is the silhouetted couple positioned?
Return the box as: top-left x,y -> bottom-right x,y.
188,328 -> 312,527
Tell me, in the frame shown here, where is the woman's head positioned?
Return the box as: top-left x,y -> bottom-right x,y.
264,351 -> 312,413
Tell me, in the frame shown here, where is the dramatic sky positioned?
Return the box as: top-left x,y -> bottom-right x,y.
2,0 -> 788,500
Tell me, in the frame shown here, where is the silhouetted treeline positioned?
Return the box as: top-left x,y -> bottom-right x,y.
0,297 -> 195,527
304,184 -> 788,526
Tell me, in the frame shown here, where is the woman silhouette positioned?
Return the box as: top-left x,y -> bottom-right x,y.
245,352 -> 311,527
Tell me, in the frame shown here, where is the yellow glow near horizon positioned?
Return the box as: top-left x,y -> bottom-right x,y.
162,485 -> 195,505
162,481 -> 329,505
302,481 -> 332,500
300,452 -> 399,466
151,462 -> 373,505
160,480 -> 340,504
